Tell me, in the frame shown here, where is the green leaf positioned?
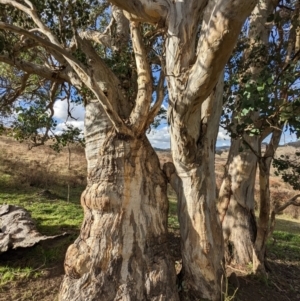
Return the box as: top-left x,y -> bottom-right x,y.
257,84 -> 265,92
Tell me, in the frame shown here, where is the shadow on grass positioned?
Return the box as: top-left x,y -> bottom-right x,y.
0,233 -> 78,272
273,217 -> 300,235
233,258 -> 300,301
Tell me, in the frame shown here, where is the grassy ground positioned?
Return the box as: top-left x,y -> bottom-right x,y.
0,137 -> 299,300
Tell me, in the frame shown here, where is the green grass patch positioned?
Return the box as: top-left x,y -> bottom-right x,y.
0,266 -> 42,286
168,197 -> 179,229
0,168 -> 84,286
267,216 -> 300,262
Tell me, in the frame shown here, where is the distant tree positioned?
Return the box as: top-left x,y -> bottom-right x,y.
219,0 -> 300,274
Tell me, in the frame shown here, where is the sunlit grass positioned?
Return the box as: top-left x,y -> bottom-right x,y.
0,266 -> 42,286
168,197 -> 179,229
267,215 -> 300,262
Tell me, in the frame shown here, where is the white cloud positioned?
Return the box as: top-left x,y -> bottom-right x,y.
54,120 -> 84,135
147,126 -> 171,149
53,100 -> 85,122
216,127 -> 230,147
147,126 -> 232,149
217,127 -> 230,141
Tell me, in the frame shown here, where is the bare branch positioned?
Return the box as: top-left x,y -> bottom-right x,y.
73,30 -> 114,49
185,0 -> 258,108
129,22 -> 153,133
163,162 -> 182,198
269,194 -> 300,237
0,72 -> 30,110
74,34 -> 130,118
0,54 -> 67,83
0,22 -> 132,135
263,127 -> 282,159
108,0 -> 169,23
274,194 -> 300,213
145,69 -> 165,129
0,22 -> 87,78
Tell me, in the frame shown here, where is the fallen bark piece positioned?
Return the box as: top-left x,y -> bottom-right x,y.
0,204 -> 67,253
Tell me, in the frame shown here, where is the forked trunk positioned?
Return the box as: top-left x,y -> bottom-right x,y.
218,138 -> 258,265
59,102 -> 179,301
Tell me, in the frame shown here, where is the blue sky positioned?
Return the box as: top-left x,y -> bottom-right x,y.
53,101 -> 298,149
53,101 -> 232,149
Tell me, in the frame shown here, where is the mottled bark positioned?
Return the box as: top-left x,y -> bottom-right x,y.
218,0 -> 274,267
161,1 -> 257,298
218,138 -> 258,265
253,129 -> 282,274
168,78 -> 224,300
59,102 -> 178,301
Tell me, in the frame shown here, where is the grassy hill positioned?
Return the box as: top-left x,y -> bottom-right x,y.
0,136 -> 299,300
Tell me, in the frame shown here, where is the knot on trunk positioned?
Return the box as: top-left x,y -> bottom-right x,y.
163,161 -> 176,180
64,243 -> 92,278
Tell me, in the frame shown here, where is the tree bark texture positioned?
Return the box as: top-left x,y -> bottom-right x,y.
59,102 -> 179,301
0,204 -> 66,253
253,129 -> 282,274
218,0 -> 274,267
167,77 -> 224,300
218,138 -> 258,265
160,1 -> 257,298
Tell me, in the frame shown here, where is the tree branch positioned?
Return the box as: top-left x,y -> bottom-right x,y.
108,0 -> 169,24
185,0 -> 258,109
163,162 -> 182,198
129,22 -> 153,133
0,54 -> 66,83
0,0 -> 60,45
269,194 -> 300,237
145,69 -> 165,129
0,22 -> 132,136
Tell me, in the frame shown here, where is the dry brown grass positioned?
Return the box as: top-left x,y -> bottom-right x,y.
1,135 -> 299,218
0,136 -> 86,189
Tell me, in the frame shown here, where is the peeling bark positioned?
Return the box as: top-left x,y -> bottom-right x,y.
169,77 -> 224,300
218,138 -> 258,265
253,129 -> 282,275
59,102 -> 179,301
218,0 -> 274,267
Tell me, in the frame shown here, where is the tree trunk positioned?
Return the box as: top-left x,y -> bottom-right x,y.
218,138 -> 258,265
218,0 -> 274,267
167,79 -> 224,301
59,101 -> 179,301
253,129 -> 282,274
252,157 -> 270,275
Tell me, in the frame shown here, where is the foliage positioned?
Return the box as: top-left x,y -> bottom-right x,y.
0,0 -> 166,148
222,1 -> 300,141
273,150 -> 300,190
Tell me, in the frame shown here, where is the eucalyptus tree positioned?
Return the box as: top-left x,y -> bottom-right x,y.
218,0 -> 275,267
0,2 -> 179,300
110,1 -> 257,299
219,0 -> 300,273
0,0 -> 257,300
